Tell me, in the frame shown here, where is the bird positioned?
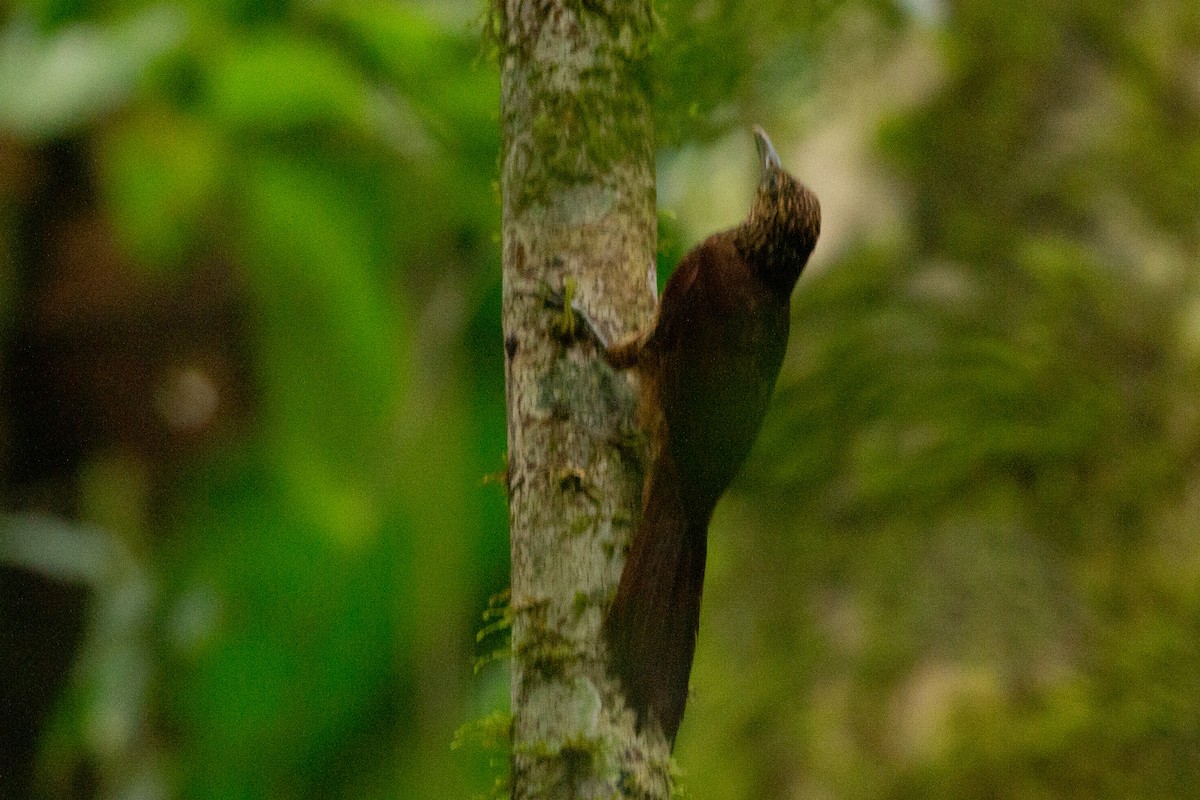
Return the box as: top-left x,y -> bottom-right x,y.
603,125 -> 820,747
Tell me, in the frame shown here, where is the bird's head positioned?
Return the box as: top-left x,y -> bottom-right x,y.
737,126 -> 821,292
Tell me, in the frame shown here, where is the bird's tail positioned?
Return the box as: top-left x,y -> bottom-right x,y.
604,457 -> 708,746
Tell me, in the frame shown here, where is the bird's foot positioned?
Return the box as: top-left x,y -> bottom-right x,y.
540,278 -> 612,349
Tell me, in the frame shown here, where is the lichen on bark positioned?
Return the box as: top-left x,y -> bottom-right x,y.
500,0 -> 670,797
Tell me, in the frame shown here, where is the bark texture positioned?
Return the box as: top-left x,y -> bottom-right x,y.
500,0 -> 667,797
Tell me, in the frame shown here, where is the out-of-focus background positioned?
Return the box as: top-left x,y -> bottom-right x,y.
1,0 -> 1198,798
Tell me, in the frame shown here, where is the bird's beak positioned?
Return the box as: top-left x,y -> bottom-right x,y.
753,125 -> 781,174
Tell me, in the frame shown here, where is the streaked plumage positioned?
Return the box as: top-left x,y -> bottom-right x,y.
605,126 -> 820,746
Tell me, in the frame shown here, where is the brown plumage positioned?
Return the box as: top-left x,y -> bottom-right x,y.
604,126 -> 820,746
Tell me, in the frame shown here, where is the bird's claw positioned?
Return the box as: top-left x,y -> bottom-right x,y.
541,278 -> 611,349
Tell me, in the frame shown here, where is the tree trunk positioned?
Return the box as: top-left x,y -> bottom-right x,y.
500,1 -> 667,797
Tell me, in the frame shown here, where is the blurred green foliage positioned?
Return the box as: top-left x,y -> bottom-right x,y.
2,1 -> 504,798
1,0 -> 1198,799
681,2 -> 1200,798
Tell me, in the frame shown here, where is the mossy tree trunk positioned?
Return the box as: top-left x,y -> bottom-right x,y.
500,0 -> 668,797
